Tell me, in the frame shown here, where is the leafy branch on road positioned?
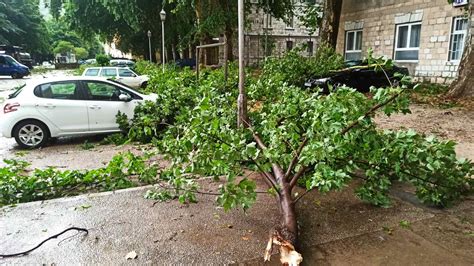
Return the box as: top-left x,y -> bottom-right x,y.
0,151 -> 159,206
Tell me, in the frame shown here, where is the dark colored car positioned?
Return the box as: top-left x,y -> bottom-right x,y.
0,54 -> 30,79
304,60 -> 409,93
0,45 -> 34,69
175,58 -> 196,68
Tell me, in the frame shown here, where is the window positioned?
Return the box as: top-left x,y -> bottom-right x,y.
307,41 -> 314,56
449,17 -> 468,61
286,40 -> 293,51
118,69 -> 137,77
4,56 -> 17,65
394,22 -> 421,61
286,15 -> 294,29
84,68 -> 100,76
34,82 -> 79,100
100,68 -> 118,77
84,82 -> 125,101
263,14 -> 273,29
345,30 -> 363,61
0,56 -> 5,65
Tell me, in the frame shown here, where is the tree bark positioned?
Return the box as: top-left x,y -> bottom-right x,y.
320,0 -> 343,48
264,165 -> 302,265
447,3 -> 474,98
225,26 -> 234,61
253,134 -> 302,264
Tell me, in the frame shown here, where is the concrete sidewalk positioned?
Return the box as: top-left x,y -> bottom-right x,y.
1,179 -> 473,265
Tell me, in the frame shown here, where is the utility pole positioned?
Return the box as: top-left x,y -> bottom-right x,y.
237,0 -> 248,127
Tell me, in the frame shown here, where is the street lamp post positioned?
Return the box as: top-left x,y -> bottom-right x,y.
160,9 -> 166,73
147,30 -> 152,63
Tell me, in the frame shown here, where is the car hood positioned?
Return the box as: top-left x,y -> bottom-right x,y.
15,62 -> 29,70
142,92 -> 158,101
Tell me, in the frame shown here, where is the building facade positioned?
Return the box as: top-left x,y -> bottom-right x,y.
336,0 -> 471,84
243,0 -> 320,66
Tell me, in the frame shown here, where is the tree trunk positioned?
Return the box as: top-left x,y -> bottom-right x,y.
263,165 -> 303,265
447,3 -> 473,98
225,26 -> 234,61
320,0 -> 343,48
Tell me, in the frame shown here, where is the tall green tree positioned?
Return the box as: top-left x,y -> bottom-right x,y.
0,0 -> 50,55
65,0 -> 296,61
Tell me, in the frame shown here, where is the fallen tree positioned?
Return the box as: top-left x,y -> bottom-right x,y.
123,49 -> 473,265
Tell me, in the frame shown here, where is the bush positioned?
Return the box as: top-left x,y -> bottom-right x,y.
95,54 -> 110,66
261,44 -> 344,87
134,60 -> 159,75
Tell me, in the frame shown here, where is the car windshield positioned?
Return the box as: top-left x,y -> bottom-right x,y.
107,79 -> 147,95
8,84 -> 26,99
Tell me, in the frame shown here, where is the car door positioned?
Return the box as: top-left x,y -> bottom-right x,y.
34,81 -> 89,133
82,80 -> 139,131
0,56 -> 12,75
117,68 -> 141,88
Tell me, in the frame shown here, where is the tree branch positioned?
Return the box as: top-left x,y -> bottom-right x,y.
251,159 -> 280,196
285,138 -> 308,180
340,91 -> 402,135
0,227 -> 89,258
289,166 -> 308,189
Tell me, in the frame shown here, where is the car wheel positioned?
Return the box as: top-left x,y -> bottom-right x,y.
13,120 -> 50,149
140,81 -> 148,89
11,73 -> 23,79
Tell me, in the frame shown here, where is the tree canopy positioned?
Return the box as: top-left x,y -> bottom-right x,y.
0,0 -> 50,54
64,0 -> 297,59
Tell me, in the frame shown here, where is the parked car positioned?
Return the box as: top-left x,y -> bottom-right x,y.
175,58 -> 196,68
82,67 -> 149,89
0,55 -> 30,79
304,61 -> 410,93
84,59 -> 97,65
0,45 -> 34,69
0,77 -> 158,148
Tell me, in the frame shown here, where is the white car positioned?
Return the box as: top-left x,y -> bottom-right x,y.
0,77 -> 157,148
82,67 -> 149,89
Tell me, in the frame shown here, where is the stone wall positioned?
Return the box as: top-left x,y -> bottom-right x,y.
337,0 -> 470,84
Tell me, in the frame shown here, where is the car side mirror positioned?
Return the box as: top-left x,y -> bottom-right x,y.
119,94 -> 132,102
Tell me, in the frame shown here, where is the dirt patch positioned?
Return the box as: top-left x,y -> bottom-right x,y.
375,104 -> 474,161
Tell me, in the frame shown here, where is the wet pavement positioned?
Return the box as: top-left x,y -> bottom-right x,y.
1,179 -> 473,265
1,72 -> 473,264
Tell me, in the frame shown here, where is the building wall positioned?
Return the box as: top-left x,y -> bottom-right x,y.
337,0 -> 470,84
242,1 -> 319,66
